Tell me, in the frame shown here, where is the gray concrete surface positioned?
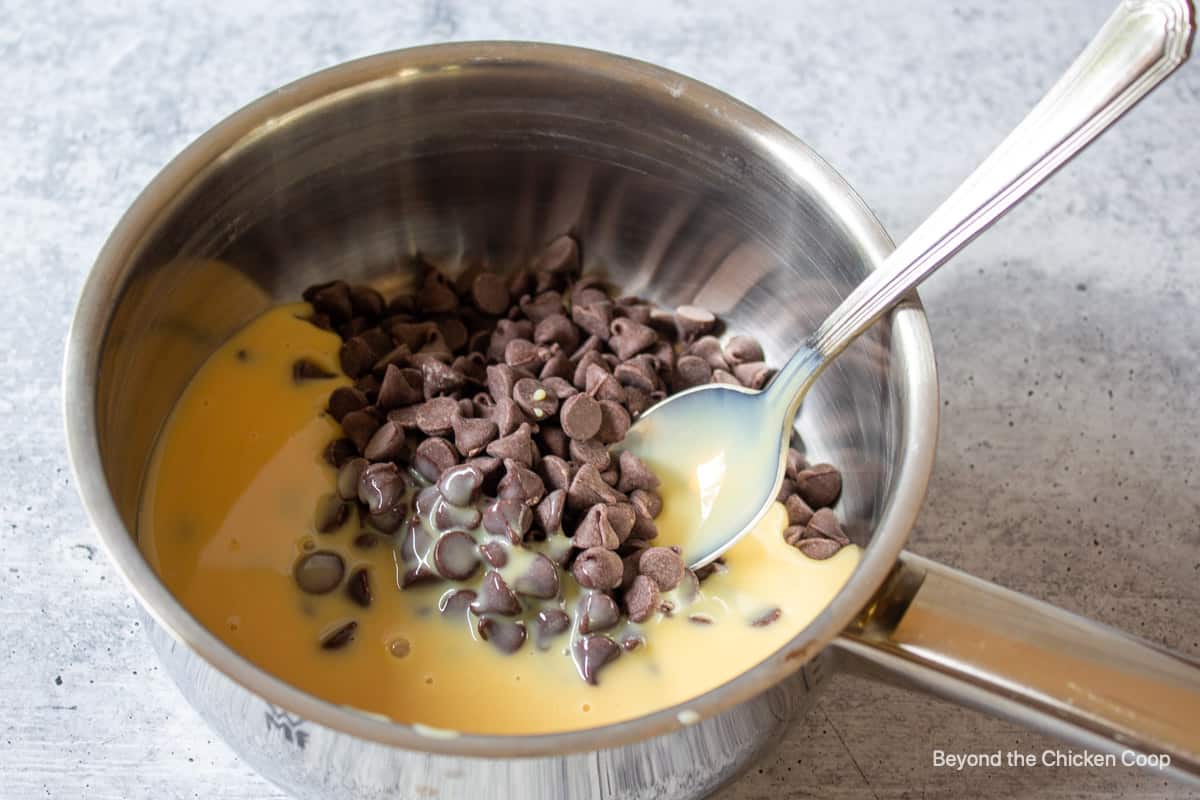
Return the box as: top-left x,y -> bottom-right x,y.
2,1 -> 1198,798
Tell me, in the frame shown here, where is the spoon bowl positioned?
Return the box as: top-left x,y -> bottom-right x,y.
625,0 -> 1193,567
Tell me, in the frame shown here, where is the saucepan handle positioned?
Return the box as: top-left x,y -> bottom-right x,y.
834,551 -> 1200,783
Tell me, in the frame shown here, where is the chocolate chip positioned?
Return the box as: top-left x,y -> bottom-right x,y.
353,532 -> 382,550
560,393 -> 602,441
712,369 -> 741,386
498,458 -> 546,506
624,575 -> 659,622
349,285 -> 385,318
487,318 -> 533,362
795,463 -> 842,508
733,361 -> 774,390
587,370 -> 626,404
537,423 -> 570,459
572,301 -> 613,341
797,537 -> 843,560
413,437 -> 459,482
512,552 -> 559,599
486,423 -> 535,468
433,531 -> 480,580
615,450 -> 658,494
574,504 -> 620,550
292,359 -> 337,384
377,364 -> 423,409
355,373 -> 381,403
314,493 -> 350,533
341,409 -> 381,452
572,547 -> 623,590
435,317 -> 469,353
674,305 -> 716,342
540,455 -> 573,492
439,588 -> 476,615
328,386 -> 368,422
614,359 -> 657,392
415,397 -> 460,436
569,438 -> 611,471
471,571 -> 521,616
533,234 -> 580,274
504,338 -> 547,371
785,448 -> 807,482
725,335 -> 764,366
630,488 -> 663,519
436,464 -> 483,506
452,415 -> 498,458
571,282 -> 609,309
695,559 -> 727,582
595,401 -> 631,445
452,352 -> 488,385
308,281 -> 353,322
534,608 -> 570,648
804,507 -> 849,544
372,343 -> 412,375
338,337 -> 375,379
357,462 -> 407,514
750,607 -> 782,627
368,508 -> 405,534
567,464 -> 623,510
785,493 -> 815,526
573,351 -> 607,390
482,498 -> 532,544
534,313 -> 579,353
512,378 -> 558,422
578,591 -> 620,633
490,398 -> 527,438
776,477 -> 797,503
638,547 -> 684,591
418,274 -> 459,313
420,359 -> 467,399
320,620 -> 358,651
363,420 -> 406,462
572,634 -> 620,684
673,354 -> 712,389
478,618 -> 527,654
608,318 -> 657,360
346,568 -> 371,608
478,540 -> 508,567
337,457 -> 368,500
624,387 -> 653,417
535,489 -> 566,534
520,291 -> 565,324
689,336 -> 729,371
466,456 -> 503,490
295,551 -> 344,595
606,503 -> 636,543
433,499 -> 482,530
472,273 -> 511,315
540,351 -> 574,382
628,508 -> 658,541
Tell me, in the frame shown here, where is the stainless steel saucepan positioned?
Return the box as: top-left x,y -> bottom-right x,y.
64,15 -> 1200,800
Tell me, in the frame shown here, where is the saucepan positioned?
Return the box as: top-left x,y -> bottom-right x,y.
63,40 -> 1200,799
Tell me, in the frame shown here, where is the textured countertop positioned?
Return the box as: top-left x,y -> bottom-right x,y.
3,1 -> 1199,798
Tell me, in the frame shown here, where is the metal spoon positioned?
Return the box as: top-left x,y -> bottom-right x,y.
622,0 -> 1194,568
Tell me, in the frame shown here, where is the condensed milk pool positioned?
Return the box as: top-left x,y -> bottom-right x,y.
138,304 -> 860,734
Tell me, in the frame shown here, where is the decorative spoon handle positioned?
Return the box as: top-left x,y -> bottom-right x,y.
774,0 -> 1193,404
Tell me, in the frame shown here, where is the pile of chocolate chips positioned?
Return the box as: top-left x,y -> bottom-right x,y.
293,235 -> 849,684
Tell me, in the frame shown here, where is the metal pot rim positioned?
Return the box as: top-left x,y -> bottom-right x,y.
62,40 -> 939,758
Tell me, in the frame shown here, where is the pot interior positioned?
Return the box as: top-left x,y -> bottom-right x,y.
83,45 -> 930,745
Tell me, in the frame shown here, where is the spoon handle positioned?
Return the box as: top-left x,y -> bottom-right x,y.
806,0 -> 1193,369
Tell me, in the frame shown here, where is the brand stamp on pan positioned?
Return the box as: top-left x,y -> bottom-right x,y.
933,749 -> 1172,771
